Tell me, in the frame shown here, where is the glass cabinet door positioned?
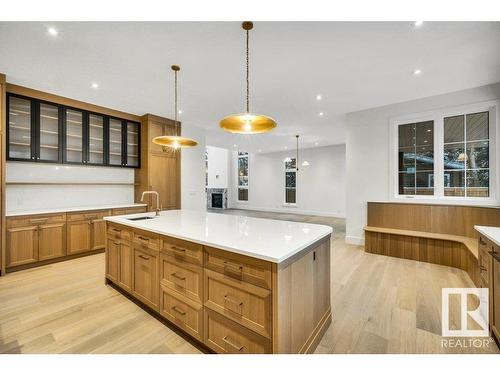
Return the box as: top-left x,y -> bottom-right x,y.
88,114 -> 105,164
109,118 -> 123,166
126,121 -> 139,167
39,102 -> 60,162
8,96 -> 32,160
65,109 -> 84,163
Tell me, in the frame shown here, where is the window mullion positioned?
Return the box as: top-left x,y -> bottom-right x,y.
435,116 -> 444,198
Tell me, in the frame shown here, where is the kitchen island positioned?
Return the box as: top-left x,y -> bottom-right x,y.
104,210 -> 332,354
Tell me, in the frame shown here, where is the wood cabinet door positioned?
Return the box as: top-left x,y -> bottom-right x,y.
38,222 -> 66,261
67,221 -> 91,255
6,226 -> 38,267
106,238 -> 120,283
313,240 -> 331,326
150,154 -> 179,210
133,247 -> 159,310
91,219 -> 106,250
118,242 -> 133,292
493,253 -> 500,341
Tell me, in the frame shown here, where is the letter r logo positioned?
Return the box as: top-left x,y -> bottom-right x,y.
442,288 -> 489,337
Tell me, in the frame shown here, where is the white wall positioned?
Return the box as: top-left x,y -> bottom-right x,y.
345,82 -> 500,245
207,146 -> 229,188
6,162 -> 135,213
181,125 -> 207,211
228,145 -> 346,217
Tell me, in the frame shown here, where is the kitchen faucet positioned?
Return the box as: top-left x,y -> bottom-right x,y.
141,191 -> 161,216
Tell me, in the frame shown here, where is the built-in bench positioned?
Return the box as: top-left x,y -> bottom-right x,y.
364,202 -> 500,286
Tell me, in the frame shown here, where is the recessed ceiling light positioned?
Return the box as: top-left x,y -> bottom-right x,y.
316,94 -> 322,101
233,144 -> 237,148
314,142 -> 319,146
47,27 -> 58,36
319,112 -> 324,116
178,110 -> 183,114
258,149 -> 262,152
284,146 -> 288,150
91,82 -> 99,89
413,21 -> 424,27
413,69 -> 422,76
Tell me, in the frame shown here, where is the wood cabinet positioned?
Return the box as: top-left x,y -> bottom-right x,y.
106,225 -> 133,292
6,213 -> 67,268
492,251 -> 500,342
105,226 -> 332,354
6,92 -> 140,168
67,210 -> 111,254
67,220 -> 91,255
135,114 -> 180,211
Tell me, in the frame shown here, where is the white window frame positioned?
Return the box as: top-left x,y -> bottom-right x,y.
284,157 -> 297,206
237,151 -> 249,202
390,100 -> 498,205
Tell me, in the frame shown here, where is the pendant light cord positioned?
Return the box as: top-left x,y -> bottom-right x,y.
174,69 -> 179,135
246,28 -> 250,113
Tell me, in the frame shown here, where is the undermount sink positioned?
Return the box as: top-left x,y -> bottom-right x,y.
127,216 -> 156,221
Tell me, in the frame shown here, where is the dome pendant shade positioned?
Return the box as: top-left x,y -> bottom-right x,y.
152,135 -> 198,149
220,113 -> 277,134
154,64 -> 198,149
220,21 -> 276,134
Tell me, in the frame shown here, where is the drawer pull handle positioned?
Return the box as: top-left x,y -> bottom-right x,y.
171,246 -> 186,253
479,238 -> 486,245
113,242 -> 120,246
480,266 -> 487,272
112,228 -> 121,232
223,261 -> 243,273
138,236 -> 149,241
222,336 -> 243,352
171,305 -> 186,316
224,294 -> 243,307
138,255 -> 150,260
171,272 -> 186,281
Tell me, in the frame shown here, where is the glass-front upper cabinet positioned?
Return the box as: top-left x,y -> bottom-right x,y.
39,102 -> 60,162
126,121 -> 139,167
8,95 -> 61,162
88,113 -> 105,165
8,95 -> 33,160
65,108 -> 84,163
109,118 -> 123,166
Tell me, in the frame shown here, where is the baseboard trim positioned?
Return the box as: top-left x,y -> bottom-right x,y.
345,235 -> 364,246
229,204 -> 345,219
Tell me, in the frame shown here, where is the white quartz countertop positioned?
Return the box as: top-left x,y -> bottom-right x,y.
475,225 -> 500,247
6,203 -> 147,217
104,210 -> 333,263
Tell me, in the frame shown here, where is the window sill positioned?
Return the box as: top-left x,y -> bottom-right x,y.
283,203 -> 297,207
391,196 -> 499,207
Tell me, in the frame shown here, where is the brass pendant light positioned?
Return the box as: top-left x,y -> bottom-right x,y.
152,65 -> 198,149
219,21 -> 277,134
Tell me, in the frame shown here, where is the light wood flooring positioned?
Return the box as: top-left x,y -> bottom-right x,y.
0,209 -> 498,354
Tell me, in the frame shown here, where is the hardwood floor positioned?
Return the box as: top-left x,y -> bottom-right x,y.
0,209 -> 497,354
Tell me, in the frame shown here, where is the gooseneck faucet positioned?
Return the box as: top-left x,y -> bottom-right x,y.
141,191 -> 161,216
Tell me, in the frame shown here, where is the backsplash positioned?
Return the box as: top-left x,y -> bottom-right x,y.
6,162 -> 135,213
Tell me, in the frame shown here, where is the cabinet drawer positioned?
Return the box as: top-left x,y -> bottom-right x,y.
204,269 -> 271,338
125,206 -> 147,215
133,230 -> 160,251
160,254 -> 203,304
7,213 -> 66,228
204,246 -> 272,289
67,210 -> 111,222
160,286 -> 203,342
204,309 -> 271,354
161,236 -> 202,265
107,224 -> 131,242
479,247 -> 492,283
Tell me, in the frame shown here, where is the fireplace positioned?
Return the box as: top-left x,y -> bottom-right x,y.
207,188 -> 227,209
211,193 -> 223,209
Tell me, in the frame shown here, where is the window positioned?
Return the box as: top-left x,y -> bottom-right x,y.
393,102 -> 496,202
398,120 -> 434,195
443,112 -> 489,197
285,158 -> 296,204
237,152 -> 248,201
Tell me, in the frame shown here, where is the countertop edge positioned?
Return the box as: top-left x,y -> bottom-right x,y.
474,225 -> 500,247
6,203 -> 148,217
104,215 -> 333,264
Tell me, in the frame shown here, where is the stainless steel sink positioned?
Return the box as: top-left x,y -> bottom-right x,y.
126,216 -> 156,221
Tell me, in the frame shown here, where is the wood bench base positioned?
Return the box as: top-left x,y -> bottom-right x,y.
364,227 -> 479,286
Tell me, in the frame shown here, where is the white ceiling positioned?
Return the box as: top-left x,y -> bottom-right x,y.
0,22 -> 499,153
